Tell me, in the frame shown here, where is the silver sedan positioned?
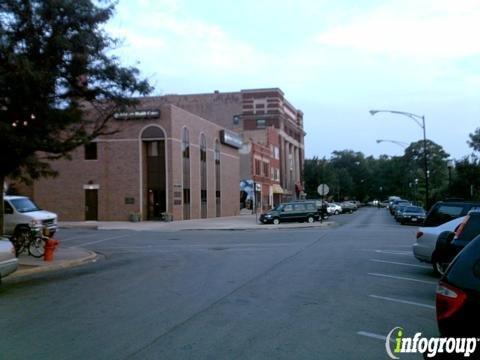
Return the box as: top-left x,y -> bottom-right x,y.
0,237 -> 18,282
412,216 -> 465,274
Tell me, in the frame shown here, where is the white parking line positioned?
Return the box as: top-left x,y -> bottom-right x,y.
367,272 -> 437,285
370,259 -> 431,269
59,233 -> 99,242
360,249 -> 411,256
369,294 -> 435,309
81,235 -> 131,246
357,331 -> 394,342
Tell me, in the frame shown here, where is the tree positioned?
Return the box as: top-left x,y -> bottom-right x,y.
0,0 -> 152,233
468,128 -> 480,152
403,140 -> 449,205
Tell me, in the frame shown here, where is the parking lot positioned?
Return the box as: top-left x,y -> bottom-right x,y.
1,207 -> 439,359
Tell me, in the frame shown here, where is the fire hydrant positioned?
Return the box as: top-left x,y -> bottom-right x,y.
44,239 -> 59,262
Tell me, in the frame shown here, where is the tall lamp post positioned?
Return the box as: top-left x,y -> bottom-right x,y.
376,139 -> 408,148
370,110 -> 429,208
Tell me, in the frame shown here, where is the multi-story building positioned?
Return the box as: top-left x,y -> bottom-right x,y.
31,101 -> 241,221
158,88 -> 306,206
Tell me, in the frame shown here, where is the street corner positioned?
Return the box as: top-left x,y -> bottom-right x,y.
7,247 -> 100,281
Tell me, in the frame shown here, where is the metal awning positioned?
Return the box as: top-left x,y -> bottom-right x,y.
272,184 -> 284,194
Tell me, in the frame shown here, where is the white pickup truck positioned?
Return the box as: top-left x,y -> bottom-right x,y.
3,195 -> 58,237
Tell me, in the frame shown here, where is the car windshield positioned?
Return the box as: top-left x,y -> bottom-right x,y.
10,198 -> 41,213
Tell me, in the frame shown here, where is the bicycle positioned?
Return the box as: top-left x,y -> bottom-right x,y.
10,226 -> 48,258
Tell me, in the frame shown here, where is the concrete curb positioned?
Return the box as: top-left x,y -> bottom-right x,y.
8,250 -> 99,281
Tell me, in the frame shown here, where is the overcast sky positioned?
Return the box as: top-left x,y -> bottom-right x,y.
106,0 -> 480,160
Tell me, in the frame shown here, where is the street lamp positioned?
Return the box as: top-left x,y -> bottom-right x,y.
376,139 -> 409,149
370,109 -> 429,208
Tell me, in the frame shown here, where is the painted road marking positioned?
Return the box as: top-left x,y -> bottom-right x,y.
357,331 -> 394,343
370,259 -> 431,269
59,233 -> 99,242
359,249 -> 412,256
81,235 -> 131,246
367,272 -> 437,285
369,294 -> 435,309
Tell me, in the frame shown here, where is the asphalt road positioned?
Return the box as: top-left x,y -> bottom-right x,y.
0,207 -> 438,359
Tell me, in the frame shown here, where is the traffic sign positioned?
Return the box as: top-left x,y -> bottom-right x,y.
317,184 -> 329,196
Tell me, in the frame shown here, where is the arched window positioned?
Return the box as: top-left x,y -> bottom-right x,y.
182,127 -> 191,220
141,126 -> 166,220
214,139 -> 221,217
200,134 -> 207,218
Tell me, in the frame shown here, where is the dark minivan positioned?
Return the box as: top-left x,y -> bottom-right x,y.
423,200 -> 480,227
259,201 -> 319,225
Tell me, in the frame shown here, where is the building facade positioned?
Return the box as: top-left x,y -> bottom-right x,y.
156,88 -> 306,205
32,102 -> 240,221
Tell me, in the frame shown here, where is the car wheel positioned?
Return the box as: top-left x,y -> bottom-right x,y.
273,218 -> 280,225
335,210 -> 339,215
307,216 -> 314,223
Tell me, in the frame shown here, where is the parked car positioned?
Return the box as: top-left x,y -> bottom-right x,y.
432,210 -> 480,275
389,199 -> 410,215
423,200 -> 480,227
396,206 -> 426,225
393,203 -> 412,221
436,232 -> 480,337
340,201 -> 357,214
3,195 -> 58,238
259,201 -> 319,225
413,216 -> 465,274
0,237 -> 18,283
329,202 -> 342,215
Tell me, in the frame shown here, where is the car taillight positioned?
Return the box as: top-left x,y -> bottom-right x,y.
436,282 -> 467,320
455,215 -> 470,239
416,231 -> 423,239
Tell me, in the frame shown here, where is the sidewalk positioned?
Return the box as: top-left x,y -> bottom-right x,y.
9,246 -> 98,280
60,214 -> 335,232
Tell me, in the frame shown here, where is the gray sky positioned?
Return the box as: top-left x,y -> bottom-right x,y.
106,0 -> 480,160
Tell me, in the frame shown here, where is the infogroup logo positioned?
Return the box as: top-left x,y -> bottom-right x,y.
385,327 -> 479,359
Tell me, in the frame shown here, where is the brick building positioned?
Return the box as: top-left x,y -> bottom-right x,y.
32,101 -> 241,221
157,88 -> 305,206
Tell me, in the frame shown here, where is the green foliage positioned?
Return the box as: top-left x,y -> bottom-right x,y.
468,128 -> 480,152
0,0 -> 152,182
450,156 -> 480,201
303,141 -> 452,205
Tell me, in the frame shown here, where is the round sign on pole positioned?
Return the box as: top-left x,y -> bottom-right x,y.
317,184 -> 329,196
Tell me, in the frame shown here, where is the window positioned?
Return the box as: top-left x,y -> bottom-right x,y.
294,204 -> 306,211
85,142 -> 97,160
255,159 -> 261,175
256,119 -> 266,128
182,128 -> 190,158
4,201 -> 13,214
215,139 -> 221,217
263,162 -> 269,177
284,204 -> 293,212
182,128 -> 190,220
200,134 -> 207,218
233,115 -> 240,125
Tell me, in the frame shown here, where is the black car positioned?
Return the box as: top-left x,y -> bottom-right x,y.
424,200 -> 480,227
259,201 -> 319,225
396,206 -> 426,225
436,232 -> 480,337
433,210 -> 480,274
